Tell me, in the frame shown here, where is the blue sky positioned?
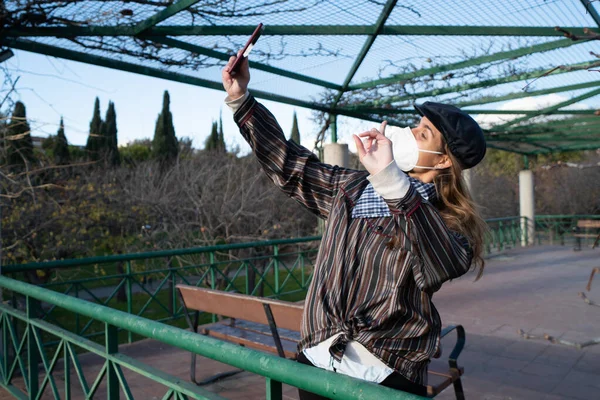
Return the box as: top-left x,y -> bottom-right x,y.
5,49 -> 368,155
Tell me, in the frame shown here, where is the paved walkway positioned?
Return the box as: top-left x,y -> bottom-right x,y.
2,245 -> 599,399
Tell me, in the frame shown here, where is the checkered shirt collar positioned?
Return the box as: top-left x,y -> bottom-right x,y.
351,177 -> 436,218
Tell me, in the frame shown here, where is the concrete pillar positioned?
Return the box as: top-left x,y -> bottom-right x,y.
519,170 -> 535,246
323,143 -> 349,168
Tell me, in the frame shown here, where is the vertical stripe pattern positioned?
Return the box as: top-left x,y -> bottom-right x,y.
234,96 -> 473,385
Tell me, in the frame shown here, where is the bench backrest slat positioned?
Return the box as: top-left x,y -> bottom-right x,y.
577,220 -> 600,229
177,285 -> 303,331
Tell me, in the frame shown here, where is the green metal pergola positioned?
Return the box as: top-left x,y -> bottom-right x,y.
3,0 -> 600,155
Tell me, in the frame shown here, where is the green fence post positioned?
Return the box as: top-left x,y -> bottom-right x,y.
266,377 -> 283,400
75,283 -> 80,335
273,245 -> 280,297
64,340 -> 70,400
126,261 -> 133,344
2,313 -> 7,385
105,323 -> 120,400
168,258 -> 175,317
245,261 -> 250,295
301,252 -> 306,288
26,296 -> 40,399
209,252 -> 216,323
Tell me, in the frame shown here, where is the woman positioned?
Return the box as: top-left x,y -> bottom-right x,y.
222,55 -> 487,398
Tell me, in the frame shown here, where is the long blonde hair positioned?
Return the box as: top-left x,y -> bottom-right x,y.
433,146 -> 487,279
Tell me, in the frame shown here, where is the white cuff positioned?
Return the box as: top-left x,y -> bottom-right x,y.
367,161 -> 411,200
225,91 -> 250,113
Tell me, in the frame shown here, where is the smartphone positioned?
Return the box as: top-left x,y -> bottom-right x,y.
226,23 -> 264,74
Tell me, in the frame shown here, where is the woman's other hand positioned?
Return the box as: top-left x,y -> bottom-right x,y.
222,51 -> 250,99
353,121 -> 394,175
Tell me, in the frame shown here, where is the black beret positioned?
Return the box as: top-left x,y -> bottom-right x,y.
414,102 -> 486,169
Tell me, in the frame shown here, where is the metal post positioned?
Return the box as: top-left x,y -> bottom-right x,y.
26,296 -> 40,398
105,323 -> 120,400
168,258 -> 175,317
209,252 -> 216,323
64,341 -> 70,399
273,245 -> 280,297
266,377 -> 283,400
126,261 -> 132,344
329,114 -> 338,143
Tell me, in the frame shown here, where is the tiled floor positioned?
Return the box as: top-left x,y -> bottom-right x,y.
2,245 -> 599,399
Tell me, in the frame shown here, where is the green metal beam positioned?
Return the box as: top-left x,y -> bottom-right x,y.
334,107 -> 597,116
3,25 -> 591,38
2,38 -> 335,114
494,87 -> 600,129
349,39 -> 583,90
492,116 -> 600,133
580,0 -> 600,28
133,0 -> 202,34
331,0 -> 398,113
363,59 -> 600,106
454,80 -> 600,108
487,131 -> 600,141
0,39 -> 393,130
486,143 -> 534,155
149,36 -> 342,90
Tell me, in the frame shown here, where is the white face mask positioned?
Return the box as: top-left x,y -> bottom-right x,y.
385,126 -> 444,172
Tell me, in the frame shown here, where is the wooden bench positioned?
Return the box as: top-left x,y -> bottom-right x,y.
177,284 -> 466,399
573,219 -> 600,251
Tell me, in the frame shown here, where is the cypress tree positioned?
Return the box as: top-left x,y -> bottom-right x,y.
54,117 -> 71,165
218,111 -> 226,152
290,111 -> 300,144
205,121 -> 219,151
6,101 -> 34,167
152,91 -> 178,163
86,97 -> 103,161
104,101 -> 120,166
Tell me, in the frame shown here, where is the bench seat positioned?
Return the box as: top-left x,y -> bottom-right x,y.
177,284 -> 466,399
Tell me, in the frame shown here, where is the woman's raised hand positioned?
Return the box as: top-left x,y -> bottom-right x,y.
353,121 -> 394,175
222,51 -> 250,99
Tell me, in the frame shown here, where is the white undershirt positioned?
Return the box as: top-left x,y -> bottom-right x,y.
302,335 -> 393,383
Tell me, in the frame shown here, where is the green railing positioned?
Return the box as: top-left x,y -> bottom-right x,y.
0,215 -> 598,398
0,276 -> 424,400
484,215 -> 600,252
484,216 -> 526,252
534,215 -> 600,246
3,237 -> 320,344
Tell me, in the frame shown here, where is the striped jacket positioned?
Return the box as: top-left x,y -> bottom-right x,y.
234,95 -> 473,385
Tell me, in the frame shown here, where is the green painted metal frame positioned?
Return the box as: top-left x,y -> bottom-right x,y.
0,276 -> 426,400
328,0 -> 398,142
348,38 -> 586,90
454,80 -> 600,108
148,36 -> 342,90
133,0 -> 203,35
580,0 -> 600,27
3,1 -> 600,155
3,25 -> 591,37
0,38 -> 335,114
356,59 -> 600,107
332,0 -> 398,102
494,87 -> 600,129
